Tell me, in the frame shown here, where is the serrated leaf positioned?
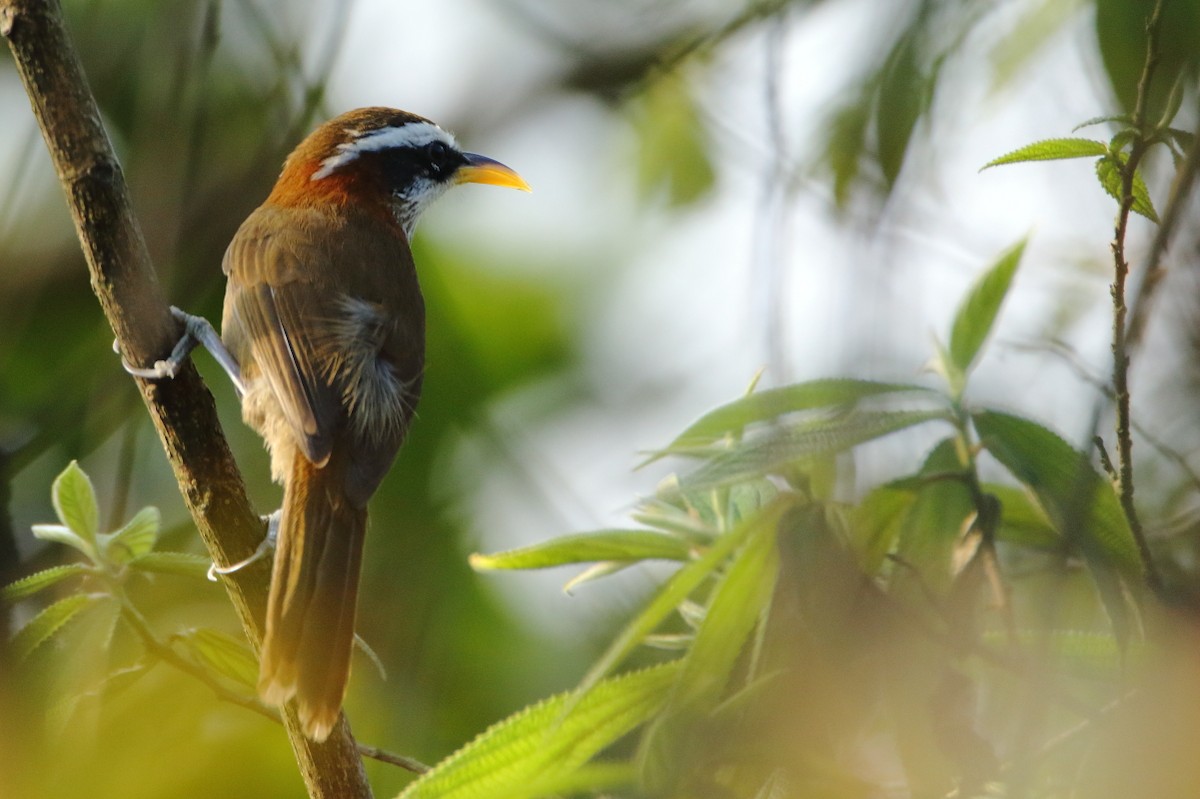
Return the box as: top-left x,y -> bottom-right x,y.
2,564 -> 91,602
129,551 -> 212,579
651,379 -> 932,461
470,530 -> 692,572
1095,154 -> 1159,222
973,410 -> 1142,644
948,239 -> 1026,377
101,506 -> 160,566
172,627 -> 257,689
982,138 -> 1108,169
31,524 -> 92,557
13,593 -> 104,660
677,410 -> 947,494
52,461 -> 99,546
1071,115 -> 1132,131
1167,128 -> 1195,153
572,498 -> 795,706
398,662 -> 680,799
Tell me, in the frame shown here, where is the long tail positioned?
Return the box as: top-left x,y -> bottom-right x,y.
258,453 -> 366,742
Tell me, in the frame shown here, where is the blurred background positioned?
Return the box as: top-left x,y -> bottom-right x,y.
2,0 -> 1199,796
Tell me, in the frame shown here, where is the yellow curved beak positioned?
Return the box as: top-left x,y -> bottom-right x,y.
456,153 -> 531,192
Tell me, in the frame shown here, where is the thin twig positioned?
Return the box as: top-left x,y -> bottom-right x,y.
116,595 -> 428,774
1108,0 -> 1166,593
1011,338 -> 1200,496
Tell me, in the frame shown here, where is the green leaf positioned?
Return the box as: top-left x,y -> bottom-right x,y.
13,593 -> 104,660
634,74 -> 715,207
876,32 -> 929,187
470,530 -> 692,571
1071,115 -> 1132,132
651,379 -> 933,461
972,410 -> 1142,643
890,439 -> 975,595
982,138 -> 1108,169
171,627 -> 258,689
948,239 -> 1027,377
638,507 -> 780,789
670,513 -> 779,709
572,498 -> 795,705
850,486 -> 916,575
100,506 -> 160,566
2,564 -> 91,602
983,482 -> 1060,550
129,551 -> 213,579
1095,154 -> 1159,222
30,524 -> 92,556
52,461 -> 100,547
973,411 -> 1140,577
398,662 -> 680,799
677,410 -> 947,494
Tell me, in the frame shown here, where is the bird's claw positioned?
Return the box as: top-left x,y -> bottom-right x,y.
122,356 -> 184,380
207,511 -> 280,581
115,306 -> 246,396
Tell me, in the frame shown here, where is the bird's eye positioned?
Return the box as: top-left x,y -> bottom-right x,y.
426,140 -> 452,172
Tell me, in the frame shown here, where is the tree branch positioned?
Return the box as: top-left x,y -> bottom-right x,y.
0,1 -> 373,795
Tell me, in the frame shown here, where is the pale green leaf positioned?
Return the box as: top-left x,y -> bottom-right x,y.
982,138 -> 1107,169
470,530 -> 692,572
13,593 -> 104,661
172,627 -> 257,689
31,524 -> 91,557
651,379 -> 933,460
52,461 -> 99,546
2,564 -> 90,602
129,551 -> 212,579
101,506 -> 160,566
677,410 -> 947,494
398,662 -> 680,799
948,239 -> 1026,376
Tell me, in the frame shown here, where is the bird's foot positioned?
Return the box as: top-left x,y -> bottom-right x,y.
207,510 -> 280,580
118,307 -> 246,396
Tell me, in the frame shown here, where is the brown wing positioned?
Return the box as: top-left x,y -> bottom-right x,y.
221,203 -> 426,499
221,208 -> 344,466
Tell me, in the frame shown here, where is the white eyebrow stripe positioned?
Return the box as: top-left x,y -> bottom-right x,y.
310,122 -> 457,181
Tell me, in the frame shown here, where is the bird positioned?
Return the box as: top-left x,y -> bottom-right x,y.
145,107 -> 529,741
